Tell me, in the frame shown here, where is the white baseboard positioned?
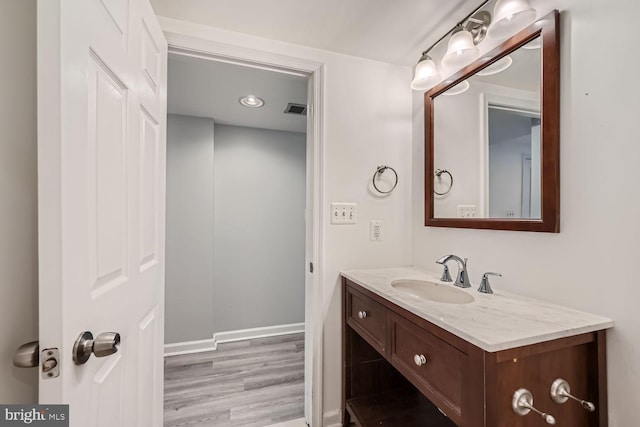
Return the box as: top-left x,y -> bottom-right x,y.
323,409 -> 341,427
164,338 -> 217,357
213,322 -> 305,344
164,322 -> 304,357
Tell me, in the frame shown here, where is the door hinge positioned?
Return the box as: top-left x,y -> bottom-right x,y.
309,262 -> 314,273
41,348 -> 60,379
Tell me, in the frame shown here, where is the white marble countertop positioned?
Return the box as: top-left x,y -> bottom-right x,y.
341,267 -> 613,352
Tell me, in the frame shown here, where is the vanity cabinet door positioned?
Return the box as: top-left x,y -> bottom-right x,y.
346,287 -> 388,356
389,313 -> 465,425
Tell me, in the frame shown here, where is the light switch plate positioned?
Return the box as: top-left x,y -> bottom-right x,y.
331,203 -> 357,224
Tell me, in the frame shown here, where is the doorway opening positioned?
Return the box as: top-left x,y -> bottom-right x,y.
162,52 -> 314,427
486,104 -> 541,219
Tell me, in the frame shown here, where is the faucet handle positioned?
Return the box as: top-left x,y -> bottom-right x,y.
478,272 -> 501,294
436,263 -> 453,282
435,256 -> 453,282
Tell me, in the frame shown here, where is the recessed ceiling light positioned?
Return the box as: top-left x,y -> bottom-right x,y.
239,95 -> 265,108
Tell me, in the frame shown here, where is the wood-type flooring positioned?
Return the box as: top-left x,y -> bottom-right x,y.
164,333 -> 305,426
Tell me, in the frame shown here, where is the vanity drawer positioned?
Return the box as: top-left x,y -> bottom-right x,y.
390,313 -> 464,422
346,286 -> 388,355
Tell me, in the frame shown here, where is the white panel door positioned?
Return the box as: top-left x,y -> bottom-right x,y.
37,0 -> 167,425
304,77 -> 314,425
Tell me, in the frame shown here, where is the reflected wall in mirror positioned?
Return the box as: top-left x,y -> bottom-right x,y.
425,11 -> 559,232
433,37 -> 541,219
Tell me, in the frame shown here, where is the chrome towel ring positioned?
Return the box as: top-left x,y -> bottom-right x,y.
372,165 -> 398,194
434,169 -> 453,195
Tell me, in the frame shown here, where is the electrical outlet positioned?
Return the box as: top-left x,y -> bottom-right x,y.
331,203 -> 357,224
370,220 -> 383,241
457,205 -> 477,218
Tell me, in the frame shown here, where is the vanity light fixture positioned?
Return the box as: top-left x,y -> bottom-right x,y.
442,25 -> 481,69
476,55 -> 513,76
410,0 -> 537,91
411,53 -> 442,90
442,80 -> 470,96
486,0 -> 537,40
522,37 -> 541,49
239,95 -> 265,108
411,0 -> 491,91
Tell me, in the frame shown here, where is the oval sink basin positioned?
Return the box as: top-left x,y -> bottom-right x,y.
391,279 -> 475,304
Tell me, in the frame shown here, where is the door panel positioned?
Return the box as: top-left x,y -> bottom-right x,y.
139,108 -> 160,270
37,0 -> 167,425
137,306 -> 160,427
141,21 -> 161,94
91,355 -> 125,427
87,54 -> 129,295
99,0 -> 129,39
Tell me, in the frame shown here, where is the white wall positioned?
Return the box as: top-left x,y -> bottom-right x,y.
166,118 -> 307,344
165,114 -> 215,344
413,1 -> 640,426
0,0 -> 39,403
214,124 -> 306,333
156,17 -> 414,421
433,82 -> 485,217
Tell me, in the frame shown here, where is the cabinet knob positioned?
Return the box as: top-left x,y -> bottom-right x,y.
512,388 -> 556,424
413,354 -> 427,367
357,310 -> 368,319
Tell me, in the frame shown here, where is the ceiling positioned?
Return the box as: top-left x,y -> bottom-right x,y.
162,0 -> 551,129
168,54 -> 308,133
151,0 -> 478,66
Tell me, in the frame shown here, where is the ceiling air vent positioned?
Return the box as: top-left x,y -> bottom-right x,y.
284,103 -> 307,116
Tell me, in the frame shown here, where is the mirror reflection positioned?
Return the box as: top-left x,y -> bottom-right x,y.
433,37 -> 541,219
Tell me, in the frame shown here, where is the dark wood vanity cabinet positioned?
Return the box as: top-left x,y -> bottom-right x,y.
342,278 -> 608,427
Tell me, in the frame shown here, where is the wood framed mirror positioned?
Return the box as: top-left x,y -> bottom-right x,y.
425,10 -> 559,232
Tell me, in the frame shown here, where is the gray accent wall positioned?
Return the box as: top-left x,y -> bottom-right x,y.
165,118 -> 306,344
0,0 -> 38,403
213,125 -> 306,333
165,115 -> 215,344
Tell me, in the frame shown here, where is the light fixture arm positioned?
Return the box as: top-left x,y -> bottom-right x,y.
418,0 -> 491,57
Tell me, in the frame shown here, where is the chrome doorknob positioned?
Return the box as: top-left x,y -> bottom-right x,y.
73,331 -> 121,365
13,341 -> 39,368
93,332 -> 121,357
357,310 -> 368,319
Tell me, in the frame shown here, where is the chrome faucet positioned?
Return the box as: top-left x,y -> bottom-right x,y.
436,255 -> 471,288
478,272 -> 502,294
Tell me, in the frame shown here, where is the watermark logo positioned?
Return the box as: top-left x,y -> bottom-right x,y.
0,406 -> 68,426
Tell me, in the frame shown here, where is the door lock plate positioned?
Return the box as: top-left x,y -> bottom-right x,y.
41,348 -> 60,379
